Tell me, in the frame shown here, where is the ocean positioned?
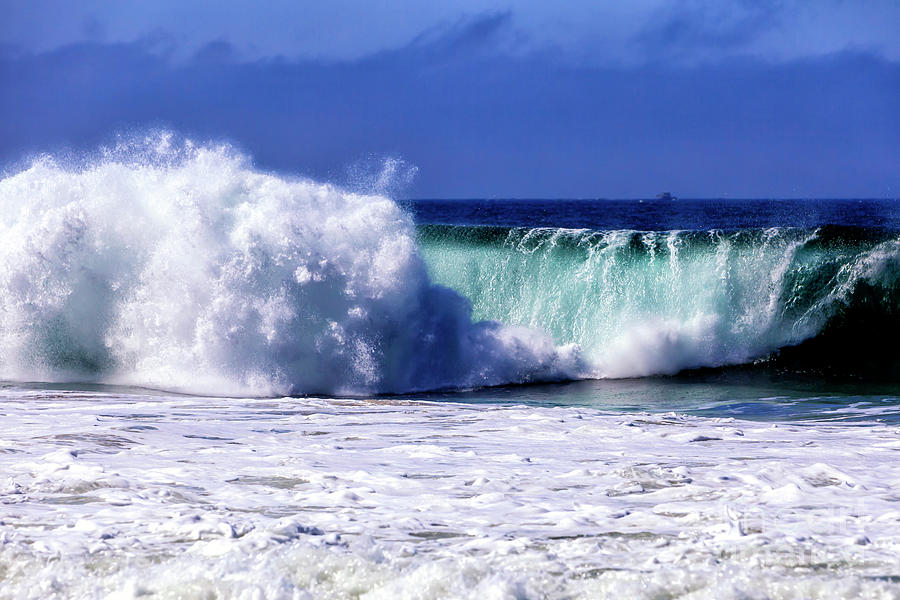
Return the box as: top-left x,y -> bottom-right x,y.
1,141 -> 899,598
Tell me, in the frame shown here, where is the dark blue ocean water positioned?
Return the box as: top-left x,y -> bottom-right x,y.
407,198 -> 900,231
403,198 -> 900,422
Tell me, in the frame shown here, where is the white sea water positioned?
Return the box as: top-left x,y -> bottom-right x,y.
2,136 -> 900,598
0,137 -> 580,396
2,386 -> 900,599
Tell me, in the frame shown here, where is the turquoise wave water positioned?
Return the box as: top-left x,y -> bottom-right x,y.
419,224 -> 900,378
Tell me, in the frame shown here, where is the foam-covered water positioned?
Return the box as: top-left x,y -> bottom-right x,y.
3,387 -> 900,599
0,137 -> 580,395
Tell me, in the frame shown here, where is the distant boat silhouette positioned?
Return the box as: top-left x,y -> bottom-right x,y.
656,192 -> 677,201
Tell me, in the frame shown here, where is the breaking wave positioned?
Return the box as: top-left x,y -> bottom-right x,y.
0,137 -> 582,395
420,224 -> 900,379
3,136 -> 898,395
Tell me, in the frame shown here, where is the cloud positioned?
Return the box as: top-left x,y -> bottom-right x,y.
405,11 -> 516,58
0,19 -> 897,198
4,1 -> 900,66
634,0 -> 784,62
194,39 -> 236,64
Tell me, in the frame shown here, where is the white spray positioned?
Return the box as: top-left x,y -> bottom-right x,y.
0,136 -> 582,395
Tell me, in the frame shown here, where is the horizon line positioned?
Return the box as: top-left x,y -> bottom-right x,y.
405,197 -> 900,202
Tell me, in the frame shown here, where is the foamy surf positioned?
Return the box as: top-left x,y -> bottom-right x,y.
0,135 -> 582,395
2,388 -> 900,599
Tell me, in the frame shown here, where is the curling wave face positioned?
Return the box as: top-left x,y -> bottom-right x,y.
420,225 -> 900,379
0,138 -> 582,395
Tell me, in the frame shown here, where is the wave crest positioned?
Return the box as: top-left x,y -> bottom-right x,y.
0,137 -> 583,395
420,225 -> 900,379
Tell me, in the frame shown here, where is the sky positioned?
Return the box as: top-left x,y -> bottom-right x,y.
1,0 -> 898,198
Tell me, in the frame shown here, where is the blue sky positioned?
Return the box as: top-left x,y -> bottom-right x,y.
2,1 -> 898,198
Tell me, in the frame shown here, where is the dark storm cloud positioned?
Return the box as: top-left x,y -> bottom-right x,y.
1,14 -> 898,197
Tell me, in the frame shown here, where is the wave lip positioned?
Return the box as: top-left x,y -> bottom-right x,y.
0,136 -> 584,396
420,224 -> 900,380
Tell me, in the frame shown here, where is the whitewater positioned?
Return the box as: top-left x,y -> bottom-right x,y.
2,138 -> 900,599
0,139 -> 581,396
